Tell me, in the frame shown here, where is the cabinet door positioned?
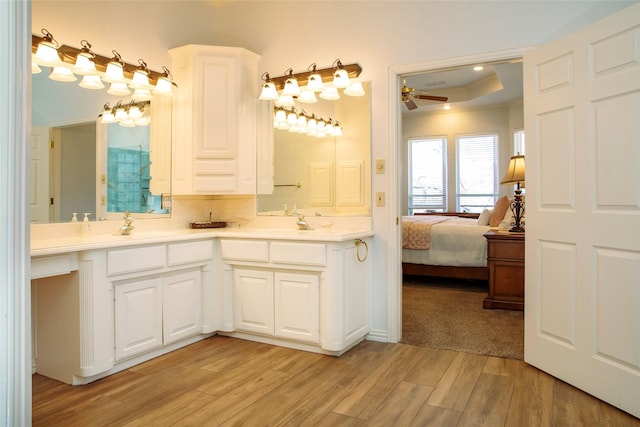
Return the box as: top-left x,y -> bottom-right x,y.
163,270 -> 202,345
274,272 -> 319,343
115,278 -> 163,361
233,268 -> 274,335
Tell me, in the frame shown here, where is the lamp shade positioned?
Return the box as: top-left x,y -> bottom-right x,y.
500,154 -> 525,186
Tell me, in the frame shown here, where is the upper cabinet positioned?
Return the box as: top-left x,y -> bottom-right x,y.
170,45 -> 260,194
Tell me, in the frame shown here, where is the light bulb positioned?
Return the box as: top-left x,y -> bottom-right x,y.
319,86 -> 340,101
297,89 -> 317,104
34,30 -> 61,67
307,73 -> 324,92
130,69 -> 151,90
49,66 -> 77,82
73,53 -> 97,76
259,81 -> 278,101
107,82 -> 131,96
281,76 -> 300,97
101,111 -> 116,123
344,80 -> 365,97
103,61 -> 125,83
332,68 -> 350,88
152,76 -> 173,95
79,75 -> 104,89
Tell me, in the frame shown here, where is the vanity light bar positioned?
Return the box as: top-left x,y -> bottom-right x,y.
267,62 -> 362,91
31,33 -> 176,90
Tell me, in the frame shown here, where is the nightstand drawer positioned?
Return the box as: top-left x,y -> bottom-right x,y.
488,240 -> 524,260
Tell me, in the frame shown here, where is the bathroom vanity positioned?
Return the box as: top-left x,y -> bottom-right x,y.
30,226 -> 372,385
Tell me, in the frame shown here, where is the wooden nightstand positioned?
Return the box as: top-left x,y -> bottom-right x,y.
483,230 -> 524,311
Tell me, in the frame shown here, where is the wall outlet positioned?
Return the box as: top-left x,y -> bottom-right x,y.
376,192 -> 385,207
375,159 -> 385,174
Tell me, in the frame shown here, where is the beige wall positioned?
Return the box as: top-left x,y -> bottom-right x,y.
402,103 -> 524,214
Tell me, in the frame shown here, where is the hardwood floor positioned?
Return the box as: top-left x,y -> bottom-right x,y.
32,336 -> 639,426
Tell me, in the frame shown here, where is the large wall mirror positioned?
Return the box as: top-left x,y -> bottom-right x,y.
31,71 -> 172,223
257,81 -> 371,216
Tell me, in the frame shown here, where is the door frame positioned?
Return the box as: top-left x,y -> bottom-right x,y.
387,46 -> 534,342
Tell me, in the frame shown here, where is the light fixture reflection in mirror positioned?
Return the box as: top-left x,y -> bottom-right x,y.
257,81 -> 371,217
30,70 -> 172,223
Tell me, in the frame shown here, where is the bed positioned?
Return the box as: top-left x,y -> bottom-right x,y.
401,195 -> 517,281
402,213 -> 492,280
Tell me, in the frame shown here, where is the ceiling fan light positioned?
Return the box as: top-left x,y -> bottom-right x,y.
49,66 -> 77,82
344,80 -> 365,97
79,74 -> 105,89
107,82 -> 131,96
332,68 -> 349,89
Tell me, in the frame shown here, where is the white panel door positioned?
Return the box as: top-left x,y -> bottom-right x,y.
524,3 -> 640,417
274,272 -> 319,343
114,278 -> 163,361
30,126 -> 50,223
233,268 -> 274,335
163,270 -> 202,345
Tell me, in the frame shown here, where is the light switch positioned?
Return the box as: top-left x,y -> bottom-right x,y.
375,159 -> 385,174
376,192 -> 385,207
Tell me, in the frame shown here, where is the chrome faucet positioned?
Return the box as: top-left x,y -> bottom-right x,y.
116,211 -> 135,235
296,215 -> 311,230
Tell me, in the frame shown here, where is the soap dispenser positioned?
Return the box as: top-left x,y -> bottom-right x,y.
82,213 -> 91,236
71,213 -> 78,223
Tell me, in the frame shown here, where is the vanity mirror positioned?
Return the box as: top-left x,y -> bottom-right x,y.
30,71 -> 172,223
257,81 -> 371,216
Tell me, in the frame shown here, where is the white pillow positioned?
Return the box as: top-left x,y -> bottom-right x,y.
477,209 -> 492,226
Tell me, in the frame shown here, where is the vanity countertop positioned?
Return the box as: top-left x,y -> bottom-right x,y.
31,227 -> 374,257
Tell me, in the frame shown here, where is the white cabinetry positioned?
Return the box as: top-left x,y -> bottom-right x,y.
170,44 -> 260,195
220,237 -> 369,354
115,277 -> 163,360
33,238 -> 216,385
233,268 -> 320,344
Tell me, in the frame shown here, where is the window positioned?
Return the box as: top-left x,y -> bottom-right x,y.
408,137 -> 446,214
456,134 -> 498,212
514,129 -> 525,155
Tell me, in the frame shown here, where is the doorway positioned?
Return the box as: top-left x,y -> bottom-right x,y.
388,47 -> 531,350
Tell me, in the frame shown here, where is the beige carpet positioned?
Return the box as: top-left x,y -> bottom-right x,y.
401,277 -> 524,359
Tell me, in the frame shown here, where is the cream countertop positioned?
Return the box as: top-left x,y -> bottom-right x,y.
31,227 -> 373,257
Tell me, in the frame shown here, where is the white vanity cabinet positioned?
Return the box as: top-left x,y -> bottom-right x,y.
33,238 -> 216,385
234,268 -> 320,344
220,237 -> 369,354
170,44 -> 260,195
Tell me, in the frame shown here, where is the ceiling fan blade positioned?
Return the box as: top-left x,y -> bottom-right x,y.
416,95 -> 449,102
404,99 -> 418,110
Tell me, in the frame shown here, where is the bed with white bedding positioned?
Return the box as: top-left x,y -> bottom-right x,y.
402,215 -> 491,280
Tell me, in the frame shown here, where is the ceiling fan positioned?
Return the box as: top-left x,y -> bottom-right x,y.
401,80 -> 449,110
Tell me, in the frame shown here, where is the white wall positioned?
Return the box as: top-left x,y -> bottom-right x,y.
31,0 -> 636,339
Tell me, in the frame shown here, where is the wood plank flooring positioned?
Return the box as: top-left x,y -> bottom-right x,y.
32,336 -> 639,426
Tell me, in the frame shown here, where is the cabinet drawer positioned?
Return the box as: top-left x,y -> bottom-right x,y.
31,253 -> 78,279
220,239 -> 269,262
168,240 -> 213,266
270,242 -> 326,266
488,241 -> 524,261
108,245 -> 166,276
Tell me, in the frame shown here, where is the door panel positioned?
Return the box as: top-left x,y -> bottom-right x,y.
524,3 -> 640,417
